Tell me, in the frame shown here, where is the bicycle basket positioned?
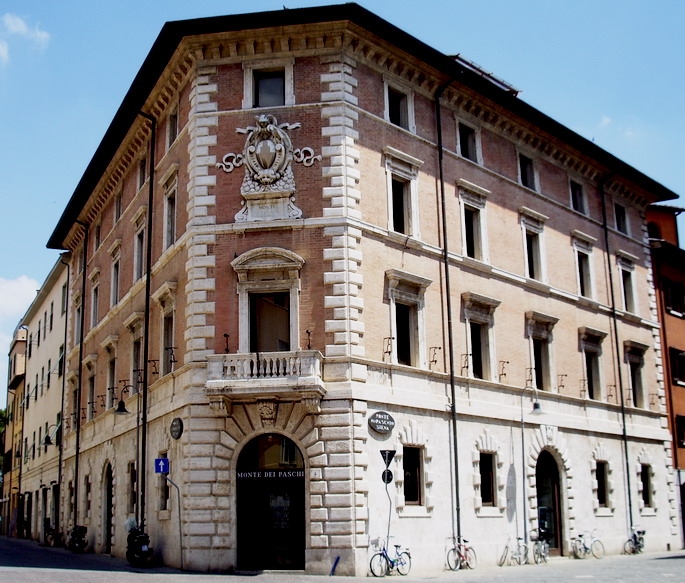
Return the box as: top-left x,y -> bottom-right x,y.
529,529 -> 539,541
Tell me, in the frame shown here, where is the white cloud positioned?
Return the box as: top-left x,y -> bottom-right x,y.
0,275 -> 38,410
2,13 -> 50,50
599,115 -> 612,129
0,39 -> 8,64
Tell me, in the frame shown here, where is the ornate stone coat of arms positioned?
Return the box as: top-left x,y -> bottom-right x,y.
216,113 -> 321,222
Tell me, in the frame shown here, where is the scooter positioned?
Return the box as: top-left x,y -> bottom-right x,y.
126,526 -> 154,567
67,525 -> 87,553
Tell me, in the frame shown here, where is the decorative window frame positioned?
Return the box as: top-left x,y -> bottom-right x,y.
519,207 -> 549,284
578,327 -> 607,401
152,282 -> 178,375
461,292 -> 500,381
231,247 -> 304,354
101,335 -> 119,409
624,340 -> 648,408
383,146 -> 423,239
458,179 -> 490,263
166,104 -> 179,150
131,206 -> 148,282
517,150 -> 538,191
472,429 -> 506,515
386,269 -> 432,368
160,165 -> 179,251
383,75 -> 416,133
616,250 -> 638,315
525,311 -> 558,391
569,178 -> 587,215
109,239 -> 122,307
242,57 -> 295,109
591,443 -> 614,515
395,419 -> 433,516
636,448 -> 657,514
455,117 -> 482,164
572,230 -> 597,301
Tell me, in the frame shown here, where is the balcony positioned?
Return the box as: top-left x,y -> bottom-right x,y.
205,350 -> 325,414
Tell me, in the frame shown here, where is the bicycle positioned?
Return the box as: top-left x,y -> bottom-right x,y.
369,537 -> 411,577
571,529 -> 604,559
497,535 -> 528,566
446,535 -> 477,570
530,528 -> 549,564
624,527 -> 646,555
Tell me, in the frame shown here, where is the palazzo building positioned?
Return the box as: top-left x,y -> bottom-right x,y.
35,3 -> 682,574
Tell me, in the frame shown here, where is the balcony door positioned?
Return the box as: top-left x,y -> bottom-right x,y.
249,292 -> 290,352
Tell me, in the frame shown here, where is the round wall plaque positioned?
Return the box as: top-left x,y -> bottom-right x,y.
170,417 -> 184,440
368,411 -> 395,434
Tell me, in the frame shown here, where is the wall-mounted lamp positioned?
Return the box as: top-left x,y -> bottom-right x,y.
116,385 -> 132,415
44,423 -> 62,447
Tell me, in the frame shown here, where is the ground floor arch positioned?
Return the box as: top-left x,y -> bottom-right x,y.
535,448 -> 563,555
236,433 -> 306,571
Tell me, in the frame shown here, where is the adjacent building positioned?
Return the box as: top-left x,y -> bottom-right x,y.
9,3 -> 680,575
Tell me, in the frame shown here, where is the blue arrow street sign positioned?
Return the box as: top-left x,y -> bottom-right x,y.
155,458 -> 170,474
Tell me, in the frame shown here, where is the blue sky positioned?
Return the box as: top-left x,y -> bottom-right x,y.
0,0 -> 683,407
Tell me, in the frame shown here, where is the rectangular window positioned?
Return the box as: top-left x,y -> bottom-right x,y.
395,302 -> 417,367
387,86 -> 409,129
577,250 -> 592,298
570,180 -> 586,214
469,321 -> 487,379
596,461 -> 608,507
167,109 -> 179,146
114,193 -> 122,222
254,69 -> 285,107
458,122 -> 478,162
670,348 -> 685,384
37,321 -> 40,347
111,259 -> 120,306
88,375 -> 96,421
249,292 -> 290,352
43,311 -> 47,338
165,190 -> 176,249
391,177 -> 409,235
108,356 -> 117,408
640,464 -> 652,507
479,452 -> 495,506
621,266 -> 635,313
519,153 -> 536,190
91,282 -> 99,328
626,348 -> 645,408
676,416 -> 685,448
162,313 -> 174,376
532,337 -> 550,391
525,230 -> 541,280
138,156 -> 147,190
402,446 -> 422,505
49,301 -> 54,331
75,304 -> 82,343
663,278 -> 685,314
61,283 -> 68,314
584,350 -> 600,400
84,475 -> 91,518
132,338 -> 142,392
94,224 -> 101,250
135,229 -> 145,281
464,206 -> 482,260
615,203 -> 628,234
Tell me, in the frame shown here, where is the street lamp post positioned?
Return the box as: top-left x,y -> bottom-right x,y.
520,386 -> 543,545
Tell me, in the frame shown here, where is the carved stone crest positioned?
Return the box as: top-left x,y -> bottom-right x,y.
258,400 -> 277,427
216,113 -> 321,222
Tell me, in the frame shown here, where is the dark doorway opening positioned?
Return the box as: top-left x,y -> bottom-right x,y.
103,463 -> 114,554
236,433 -> 305,570
536,449 -> 563,556
249,292 -> 290,352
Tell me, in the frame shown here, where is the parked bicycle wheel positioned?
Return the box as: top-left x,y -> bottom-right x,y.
497,544 -> 509,567
396,552 -> 411,575
591,539 -> 605,559
446,547 -> 461,571
464,546 -> 477,569
515,543 -> 528,565
533,542 -> 543,564
572,538 -> 587,559
624,538 -> 636,555
370,552 -> 389,577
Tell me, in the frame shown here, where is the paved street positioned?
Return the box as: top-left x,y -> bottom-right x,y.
0,535 -> 683,583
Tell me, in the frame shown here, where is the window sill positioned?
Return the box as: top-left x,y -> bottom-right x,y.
398,506 -> 431,518
158,510 -> 171,521
476,506 -> 503,518
640,507 -> 656,517
595,507 -> 614,517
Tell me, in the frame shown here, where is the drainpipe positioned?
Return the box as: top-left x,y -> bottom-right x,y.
74,220 -> 89,529
58,253 -> 70,539
17,325 -> 28,537
137,111 -> 156,533
435,80 -> 461,539
598,177 -> 634,529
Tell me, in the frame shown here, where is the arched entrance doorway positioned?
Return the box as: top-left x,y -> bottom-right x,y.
535,449 -> 563,555
236,433 -> 305,570
103,463 -> 114,554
